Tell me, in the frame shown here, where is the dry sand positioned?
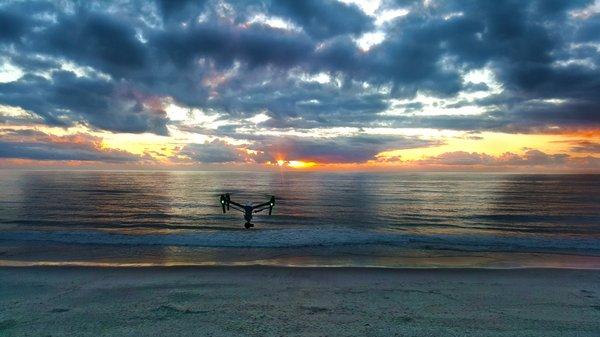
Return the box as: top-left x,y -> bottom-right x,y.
1,267 -> 599,336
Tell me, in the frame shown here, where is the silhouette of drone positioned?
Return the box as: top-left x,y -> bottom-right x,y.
220,193 -> 275,229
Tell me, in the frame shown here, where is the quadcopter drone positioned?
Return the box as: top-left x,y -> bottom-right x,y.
219,193 -> 275,229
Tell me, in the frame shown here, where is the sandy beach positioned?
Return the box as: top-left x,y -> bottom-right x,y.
1,267 -> 599,336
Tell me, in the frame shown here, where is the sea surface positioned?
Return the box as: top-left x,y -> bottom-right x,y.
0,170 -> 599,268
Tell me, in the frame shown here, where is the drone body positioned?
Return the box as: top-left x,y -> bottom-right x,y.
220,193 -> 275,228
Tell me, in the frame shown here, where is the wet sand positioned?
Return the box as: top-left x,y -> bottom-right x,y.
1,267 -> 599,336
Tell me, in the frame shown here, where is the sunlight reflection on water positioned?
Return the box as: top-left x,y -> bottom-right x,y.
0,171 -> 598,268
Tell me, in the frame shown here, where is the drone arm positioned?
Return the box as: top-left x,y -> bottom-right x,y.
253,202 -> 271,209
228,203 -> 245,212
228,200 -> 245,208
253,206 -> 269,213
253,196 -> 275,215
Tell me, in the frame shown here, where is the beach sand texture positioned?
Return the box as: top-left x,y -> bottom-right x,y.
1,267 -> 599,336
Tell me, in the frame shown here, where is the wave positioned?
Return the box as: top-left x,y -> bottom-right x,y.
1,227 -> 599,254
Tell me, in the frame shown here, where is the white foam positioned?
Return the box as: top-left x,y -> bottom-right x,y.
1,228 -> 599,253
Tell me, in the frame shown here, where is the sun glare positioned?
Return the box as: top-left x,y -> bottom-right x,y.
287,160 -> 316,168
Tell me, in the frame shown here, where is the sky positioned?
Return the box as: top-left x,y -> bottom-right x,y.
0,0 -> 599,172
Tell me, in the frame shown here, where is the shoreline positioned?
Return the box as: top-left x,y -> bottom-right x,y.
2,263 -> 600,271
2,266 -> 599,336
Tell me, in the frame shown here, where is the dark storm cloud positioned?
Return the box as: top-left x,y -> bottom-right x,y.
0,71 -> 169,134
38,11 -> 148,75
0,0 -> 599,152
162,0 -> 373,38
0,8 -> 27,41
385,112 -> 506,131
268,0 -> 373,38
0,129 -> 139,162
156,0 -> 208,22
374,0 -> 600,131
210,77 -> 390,127
576,14 -> 600,41
150,21 -> 314,71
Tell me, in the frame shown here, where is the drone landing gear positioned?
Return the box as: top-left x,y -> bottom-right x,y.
244,222 -> 254,229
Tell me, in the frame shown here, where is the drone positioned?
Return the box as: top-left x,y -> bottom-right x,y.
220,193 -> 275,229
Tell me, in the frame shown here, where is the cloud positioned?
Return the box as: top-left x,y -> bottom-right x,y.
267,0 -> 373,39
248,134 -> 439,163
210,77 -> 390,128
177,133 -> 439,164
418,151 -> 497,166
566,140 -> 600,153
0,6 -> 28,41
39,11 -> 147,75
0,71 -> 169,134
0,1 -> 600,134
416,149 -> 595,168
0,0 -> 599,168
180,139 -> 247,163
0,129 -> 140,162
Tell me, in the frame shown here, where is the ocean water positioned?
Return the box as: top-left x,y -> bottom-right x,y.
0,170 -> 599,268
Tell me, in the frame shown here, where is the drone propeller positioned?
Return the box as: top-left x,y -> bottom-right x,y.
219,194 -> 227,213
268,195 -> 275,215
219,193 -> 232,213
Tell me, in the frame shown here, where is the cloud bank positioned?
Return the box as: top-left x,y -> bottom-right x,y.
0,0 -> 599,168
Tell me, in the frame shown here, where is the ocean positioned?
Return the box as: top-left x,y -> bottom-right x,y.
0,170 -> 599,268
